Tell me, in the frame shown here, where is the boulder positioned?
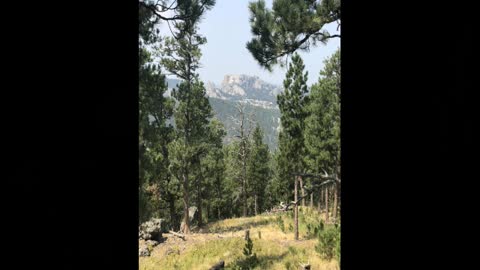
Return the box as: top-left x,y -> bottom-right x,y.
139,218 -> 164,241
146,240 -> 159,247
139,245 -> 150,257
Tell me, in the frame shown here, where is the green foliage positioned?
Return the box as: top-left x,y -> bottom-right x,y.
139,0 -> 223,230
304,49 -> 340,175
208,97 -> 280,150
247,0 -> 340,70
237,236 -> 258,270
243,236 -> 254,257
139,0 -> 176,224
158,0 -> 216,231
201,119 -> 227,220
140,1 -> 217,36
222,141 -> 242,218
268,53 -> 310,212
275,215 -> 285,233
277,53 -> 309,173
287,223 -> 293,232
247,124 -> 271,214
315,224 -> 340,261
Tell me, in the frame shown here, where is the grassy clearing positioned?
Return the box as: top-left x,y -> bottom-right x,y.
140,207 -> 339,270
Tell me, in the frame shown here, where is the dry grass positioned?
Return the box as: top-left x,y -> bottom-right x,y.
140,208 -> 339,270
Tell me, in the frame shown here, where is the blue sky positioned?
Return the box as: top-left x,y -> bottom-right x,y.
161,0 -> 340,86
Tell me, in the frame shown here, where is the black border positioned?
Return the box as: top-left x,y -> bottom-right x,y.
4,1 -> 139,269
2,1 -> 475,268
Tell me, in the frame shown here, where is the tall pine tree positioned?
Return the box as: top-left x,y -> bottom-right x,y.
201,119 -> 227,221
161,0 -> 215,234
304,49 -> 340,219
247,124 -> 271,215
277,53 -> 309,201
277,53 -> 309,240
139,2 -> 175,224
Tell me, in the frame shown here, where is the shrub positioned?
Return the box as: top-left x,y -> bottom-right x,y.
315,224 -> 340,261
234,236 -> 258,270
276,216 -> 285,232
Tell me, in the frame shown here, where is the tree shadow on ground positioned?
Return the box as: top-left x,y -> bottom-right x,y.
228,252 -> 288,269
206,219 -> 273,233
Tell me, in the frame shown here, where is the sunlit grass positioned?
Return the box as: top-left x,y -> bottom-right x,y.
140,207 -> 339,270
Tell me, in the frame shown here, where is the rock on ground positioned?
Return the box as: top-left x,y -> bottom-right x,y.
139,218 -> 164,241
139,244 -> 150,257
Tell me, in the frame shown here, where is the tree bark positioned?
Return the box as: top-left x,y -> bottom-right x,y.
206,202 -> 210,223
197,177 -> 203,227
333,183 -> 338,221
294,175 -> 299,240
299,176 -> 305,207
216,175 -> 222,220
310,192 -> 313,208
242,175 -> 247,217
182,170 -> 190,234
324,185 -> 329,223
330,185 -> 334,216
169,194 -> 176,230
254,193 -> 258,216
318,188 -> 322,212
242,142 -> 247,217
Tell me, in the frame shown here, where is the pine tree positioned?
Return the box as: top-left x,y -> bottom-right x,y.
201,119 -> 227,221
139,2 -> 175,224
231,102 -> 255,217
140,0 -> 216,22
277,53 -> 309,185
277,53 -> 309,240
247,0 -> 340,70
223,142 -> 242,218
304,49 -> 340,219
161,0 -> 215,234
247,124 -> 271,215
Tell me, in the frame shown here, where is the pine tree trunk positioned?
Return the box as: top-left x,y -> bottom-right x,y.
310,192 -> 313,208
169,194 -> 176,231
325,185 -> 329,223
294,176 -> 299,240
318,188 -> 322,212
330,185 -> 335,216
333,183 -> 338,221
254,193 -> 258,216
197,178 -> 203,227
216,175 -> 222,220
242,177 -> 247,217
206,202 -> 210,224
299,176 -> 305,207
242,152 -> 247,217
182,170 -> 190,234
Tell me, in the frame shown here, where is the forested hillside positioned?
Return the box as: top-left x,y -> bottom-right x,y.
168,77 -> 281,150
139,0 -> 341,269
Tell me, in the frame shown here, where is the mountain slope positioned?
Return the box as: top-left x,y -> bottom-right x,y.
166,75 -> 281,150
209,97 -> 280,150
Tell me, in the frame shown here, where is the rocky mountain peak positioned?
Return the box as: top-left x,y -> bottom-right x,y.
206,74 -> 282,109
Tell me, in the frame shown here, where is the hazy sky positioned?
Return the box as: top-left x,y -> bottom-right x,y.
161,0 -> 340,86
